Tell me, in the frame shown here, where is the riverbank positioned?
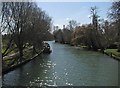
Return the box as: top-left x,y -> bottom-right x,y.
80,46 -> 120,61
2,42 -> 52,75
2,50 -> 43,75
79,45 -> 120,61
104,49 -> 120,61
2,54 -> 39,74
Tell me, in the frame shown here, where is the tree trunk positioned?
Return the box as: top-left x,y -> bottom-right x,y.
17,34 -> 23,63
117,44 -> 120,52
117,19 -> 120,52
19,46 -> 23,63
33,45 -> 36,54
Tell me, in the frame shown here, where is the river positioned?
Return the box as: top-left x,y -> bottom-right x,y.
2,41 -> 118,87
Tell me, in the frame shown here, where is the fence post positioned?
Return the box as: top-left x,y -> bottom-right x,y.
0,2 -> 3,88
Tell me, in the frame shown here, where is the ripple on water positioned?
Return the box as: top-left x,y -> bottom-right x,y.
43,69 -> 48,74
65,73 -> 68,76
48,61 -> 51,63
66,82 -> 73,86
29,78 -> 58,87
41,80 -> 44,82
47,63 -> 52,66
45,77 -> 48,79
53,63 -> 56,65
48,66 -> 51,68
46,79 -> 53,83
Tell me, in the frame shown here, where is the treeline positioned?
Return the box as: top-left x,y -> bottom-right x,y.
1,2 -> 53,62
53,2 -> 120,52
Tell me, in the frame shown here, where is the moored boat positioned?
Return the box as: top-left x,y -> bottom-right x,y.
43,43 -> 52,54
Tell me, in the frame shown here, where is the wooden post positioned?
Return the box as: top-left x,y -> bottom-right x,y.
0,2 -> 2,88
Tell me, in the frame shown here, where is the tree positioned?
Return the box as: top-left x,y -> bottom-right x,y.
109,1 -> 120,52
1,2 -> 52,63
89,6 -> 103,50
24,4 -> 52,53
1,3 -> 15,57
90,6 -> 100,30
2,2 -> 35,62
68,20 -> 77,30
71,25 -> 88,46
53,29 -> 63,43
100,20 -> 118,48
62,28 -> 72,44
71,6 -> 105,50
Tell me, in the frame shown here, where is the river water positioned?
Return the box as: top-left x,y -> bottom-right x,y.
2,41 -> 118,86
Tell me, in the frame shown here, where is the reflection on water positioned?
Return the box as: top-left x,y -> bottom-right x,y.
3,41 -> 118,87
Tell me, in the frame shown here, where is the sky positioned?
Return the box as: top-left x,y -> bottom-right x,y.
37,2 -> 112,29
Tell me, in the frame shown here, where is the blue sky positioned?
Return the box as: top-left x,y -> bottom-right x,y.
37,2 -> 112,29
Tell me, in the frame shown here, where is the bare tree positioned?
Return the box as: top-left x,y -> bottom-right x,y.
2,2 -> 52,63
90,6 -> 100,30
89,6 -> 103,50
69,20 -> 77,30
24,3 -> 52,53
109,1 -> 120,52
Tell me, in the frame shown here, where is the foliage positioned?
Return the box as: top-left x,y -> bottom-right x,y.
108,1 -> 120,52
1,2 -> 52,62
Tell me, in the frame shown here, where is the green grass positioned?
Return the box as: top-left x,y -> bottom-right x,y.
2,46 -> 6,53
3,47 -> 35,69
104,49 -> 120,59
2,47 -> 16,55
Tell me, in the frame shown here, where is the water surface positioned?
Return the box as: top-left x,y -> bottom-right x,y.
3,41 -> 118,86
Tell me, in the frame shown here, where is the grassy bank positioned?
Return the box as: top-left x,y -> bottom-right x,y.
2,47 -> 43,74
104,49 -> 120,60
79,45 -> 120,61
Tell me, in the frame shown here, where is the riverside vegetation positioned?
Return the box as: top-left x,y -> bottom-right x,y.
53,2 -> 120,60
1,2 -> 53,74
1,1 -> 120,74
